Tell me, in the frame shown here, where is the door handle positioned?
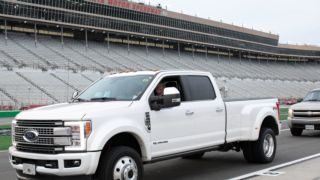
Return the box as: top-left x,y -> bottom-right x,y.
185,110 -> 194,116
216,108 -> 224,113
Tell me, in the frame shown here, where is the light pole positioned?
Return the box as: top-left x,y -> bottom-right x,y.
40,87 -> 44,105
28,87 -> 31,107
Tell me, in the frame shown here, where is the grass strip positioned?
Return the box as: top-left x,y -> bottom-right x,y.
0,136 -> 11,150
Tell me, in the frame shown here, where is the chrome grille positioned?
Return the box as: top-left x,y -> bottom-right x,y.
293,110 -> 320,118
14,120 -> 67,154
15,127 -> 54,136
15,135 -> 54,145
16,120 -> 63,127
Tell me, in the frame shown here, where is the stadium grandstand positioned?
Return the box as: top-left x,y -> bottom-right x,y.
0,0 -> 320,109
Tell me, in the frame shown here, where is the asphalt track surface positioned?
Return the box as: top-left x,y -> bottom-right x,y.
0,122 -> 319,180
0,118 -> 13,125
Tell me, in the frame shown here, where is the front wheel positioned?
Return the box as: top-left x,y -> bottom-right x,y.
242,128 -> 277,163
96,146 -> 143,180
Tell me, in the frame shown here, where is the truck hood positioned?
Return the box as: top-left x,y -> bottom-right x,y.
16,101 -> 132,120
291,102 -> 320,110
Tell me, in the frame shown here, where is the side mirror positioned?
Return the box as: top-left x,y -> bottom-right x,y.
297,98 -> 303,103
72,91 -> 79,100
149,87 -> 181,111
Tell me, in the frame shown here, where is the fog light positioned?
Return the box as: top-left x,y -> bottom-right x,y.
44,161 -> 58,169
64,160 -> 81,168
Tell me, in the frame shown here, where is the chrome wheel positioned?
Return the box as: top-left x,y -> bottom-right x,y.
113,156 -> 138,180
263,134 -> 274,158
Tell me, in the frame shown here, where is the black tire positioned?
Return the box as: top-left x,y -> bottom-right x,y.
290,128 -> 303,136
241,142 -> 255,163
182,152 -> 205,159
96,146 -> 143,180
242,128 -> 277,164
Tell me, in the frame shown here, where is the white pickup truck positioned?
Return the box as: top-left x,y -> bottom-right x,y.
9,70 -> 280,180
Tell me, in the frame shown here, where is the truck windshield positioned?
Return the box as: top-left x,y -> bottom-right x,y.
75,75 -> 154,101
303,91 -> 320,102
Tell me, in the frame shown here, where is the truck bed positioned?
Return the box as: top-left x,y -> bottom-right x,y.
223,97 -> 278,143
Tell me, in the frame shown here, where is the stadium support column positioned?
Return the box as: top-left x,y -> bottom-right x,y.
107,32 -> 110,53
61,26 -> 64,48
217,47 -> 220,62
127,35 -> 130,54
205,47 -> 208,61
145,38 -> 149,56
192,44 -> 195,61
85,29 -> 88,50
34,23 -> 38,48
162,40 -> 165,57
239,51 -> 242,64
228,49 -> 231,64
4,19 -> 8,45
178,42 -> 181,58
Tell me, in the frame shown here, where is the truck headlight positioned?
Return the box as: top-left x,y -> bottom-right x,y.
12,120 -> 17,147
288,108 -> 293,118
65,121 -> 92,151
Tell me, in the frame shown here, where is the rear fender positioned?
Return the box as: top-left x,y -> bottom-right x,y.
250,108 -> 279,140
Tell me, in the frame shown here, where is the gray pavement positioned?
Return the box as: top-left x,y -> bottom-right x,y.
143,130 -> 320,180
0,118 -> 13,126
252,157 -> 320,180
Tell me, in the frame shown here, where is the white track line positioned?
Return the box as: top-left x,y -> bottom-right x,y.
230,153 -> 320,180
281,128 -> 290,132
0,150 -> 8,153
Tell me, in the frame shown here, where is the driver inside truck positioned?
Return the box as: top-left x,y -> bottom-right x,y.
155,83 -> 165,96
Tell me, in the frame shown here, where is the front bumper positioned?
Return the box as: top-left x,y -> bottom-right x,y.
9,146 -> 101,177
288,117 -> 320,129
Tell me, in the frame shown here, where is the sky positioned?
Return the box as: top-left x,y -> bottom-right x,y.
144,0 -> 320,46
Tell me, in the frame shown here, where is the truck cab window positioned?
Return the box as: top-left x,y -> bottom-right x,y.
151,76 -> 185,101
182,76 -> 216,101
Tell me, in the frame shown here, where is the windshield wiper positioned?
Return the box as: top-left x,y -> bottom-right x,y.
90,97 -> 117,102
73,98 -> 90,102
304,99 -> 320,102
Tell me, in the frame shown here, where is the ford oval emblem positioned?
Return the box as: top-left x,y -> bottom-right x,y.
23,130 -> 39,142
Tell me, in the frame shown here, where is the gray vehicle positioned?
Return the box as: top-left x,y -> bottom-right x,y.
288,89 -> 320,136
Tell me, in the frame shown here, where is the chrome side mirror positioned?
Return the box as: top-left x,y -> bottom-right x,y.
164,87 -> 180,96
72,91 -> 79,99
149,87 -> 181,111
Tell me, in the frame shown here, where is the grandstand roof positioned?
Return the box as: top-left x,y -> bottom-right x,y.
279,44 -> 320,51
87,0 -> 279,40
165,10 -> 279,40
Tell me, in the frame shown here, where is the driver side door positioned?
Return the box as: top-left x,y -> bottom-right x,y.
149,75 -> 196,158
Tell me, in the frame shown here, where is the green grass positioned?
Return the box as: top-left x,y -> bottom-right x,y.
0,125 -> 11,129
0,136 -> 11,150
280,108 -> 289,114
280,107 -> 289,121
0,125 -> 11,150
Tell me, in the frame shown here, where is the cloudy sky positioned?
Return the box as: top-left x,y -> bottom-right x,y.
146,0 -> 320,46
